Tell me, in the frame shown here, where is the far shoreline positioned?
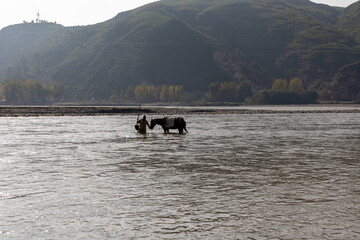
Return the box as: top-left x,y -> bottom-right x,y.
0,105 -> 359,117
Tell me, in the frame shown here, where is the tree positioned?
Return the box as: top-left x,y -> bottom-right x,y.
134,85 -> 158,102
125,86 -> 135,101
0,80 -> 20,102
253,90 -> 318,104
159,85 -> 169,101
272,78 -> 288,91
238,81 -> 253,100
135,86 -> 148,102
109,95 -> 118,102
174,85 -> 183,101
206,81 -> 253,102
49,84 -> 64,101
0,79 -> 60,104
207,82 -> 221,101
169,86 -> 175,101
217,82 -> 239,102
289,77 -> 305,94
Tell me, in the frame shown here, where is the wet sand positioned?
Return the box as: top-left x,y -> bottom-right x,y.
0,106 -> 359,117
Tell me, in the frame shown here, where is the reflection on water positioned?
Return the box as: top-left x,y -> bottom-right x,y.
0,113 -> 359,239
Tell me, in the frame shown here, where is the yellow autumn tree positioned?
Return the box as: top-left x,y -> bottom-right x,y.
0,79 -> 58,103
289,77 -> 305,94
174,85 -> 183,100
272,78 -> 288,91
169,85 -> 175,101
134,85 -> 157,102
147,85 -> 158,101
159,85 -> 169,101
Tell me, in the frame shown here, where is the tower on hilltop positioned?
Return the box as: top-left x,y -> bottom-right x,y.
36,10 -> 40,23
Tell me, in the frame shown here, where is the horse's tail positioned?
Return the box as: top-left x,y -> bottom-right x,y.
182,118 -> 188,133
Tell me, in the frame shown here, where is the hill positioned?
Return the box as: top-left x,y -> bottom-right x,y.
0,0 -> 360,101
0,23 -> 74,73
338,1 -> 360,43
328,61 -> 360,101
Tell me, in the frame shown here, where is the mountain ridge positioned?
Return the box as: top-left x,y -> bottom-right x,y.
0,0 -> 359,100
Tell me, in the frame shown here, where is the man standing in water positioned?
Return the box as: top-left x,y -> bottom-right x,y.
137,115 -> 150,134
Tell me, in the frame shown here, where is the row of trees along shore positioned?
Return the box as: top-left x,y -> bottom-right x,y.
111,85 -> 189,103
0,78 -> 318,104
111,82 -> 254,103
112,78 -> 317,104
0,79 -> 64,104
253,77 -> 319,104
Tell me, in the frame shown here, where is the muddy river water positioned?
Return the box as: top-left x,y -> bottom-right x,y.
0,112 -> 359,239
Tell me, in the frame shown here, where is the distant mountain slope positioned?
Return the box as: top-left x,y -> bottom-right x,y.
0,23 -> 73,73
328,61 -> 360,101
338,1 -> 360,43
50,7 -> 228,98
0,0 -> 360,100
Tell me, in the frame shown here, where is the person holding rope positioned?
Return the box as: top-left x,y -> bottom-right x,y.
136,115 -> 150,134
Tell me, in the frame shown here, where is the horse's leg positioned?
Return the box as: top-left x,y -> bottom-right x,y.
162,126 -> 170,134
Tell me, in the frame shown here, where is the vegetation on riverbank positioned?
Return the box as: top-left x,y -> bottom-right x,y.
1,0 -> 360,102
0,79 -> 64,104
0,77 -> 318,105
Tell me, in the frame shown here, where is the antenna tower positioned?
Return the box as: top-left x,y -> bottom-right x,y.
36,10 -> 40,23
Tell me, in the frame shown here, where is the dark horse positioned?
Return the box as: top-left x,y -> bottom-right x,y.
150,117 -> 188,134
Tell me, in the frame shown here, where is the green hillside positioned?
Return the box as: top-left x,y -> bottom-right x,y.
338,1 -> 360,43
52,11 -> 226,98
328,61 -> 360,101
0,23 -> 73,73
0,0 -> 360,101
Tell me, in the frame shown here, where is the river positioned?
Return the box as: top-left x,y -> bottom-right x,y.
0,112 -> 359,239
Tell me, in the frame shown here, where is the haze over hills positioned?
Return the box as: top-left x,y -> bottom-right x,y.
0,23 -> 74,72
0,0 -> 359,101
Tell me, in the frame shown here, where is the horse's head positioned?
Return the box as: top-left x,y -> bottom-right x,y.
149,119 -> 156,130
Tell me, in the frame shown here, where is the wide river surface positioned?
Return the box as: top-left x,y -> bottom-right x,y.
0,112 -> 359,239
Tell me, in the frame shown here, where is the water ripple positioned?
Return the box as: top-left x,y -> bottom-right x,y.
0,114 -> 359,239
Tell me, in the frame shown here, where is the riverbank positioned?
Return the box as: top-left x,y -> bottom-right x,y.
0,105 -> 360,117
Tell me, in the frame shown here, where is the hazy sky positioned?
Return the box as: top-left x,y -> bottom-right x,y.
0,0 -> 358,30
